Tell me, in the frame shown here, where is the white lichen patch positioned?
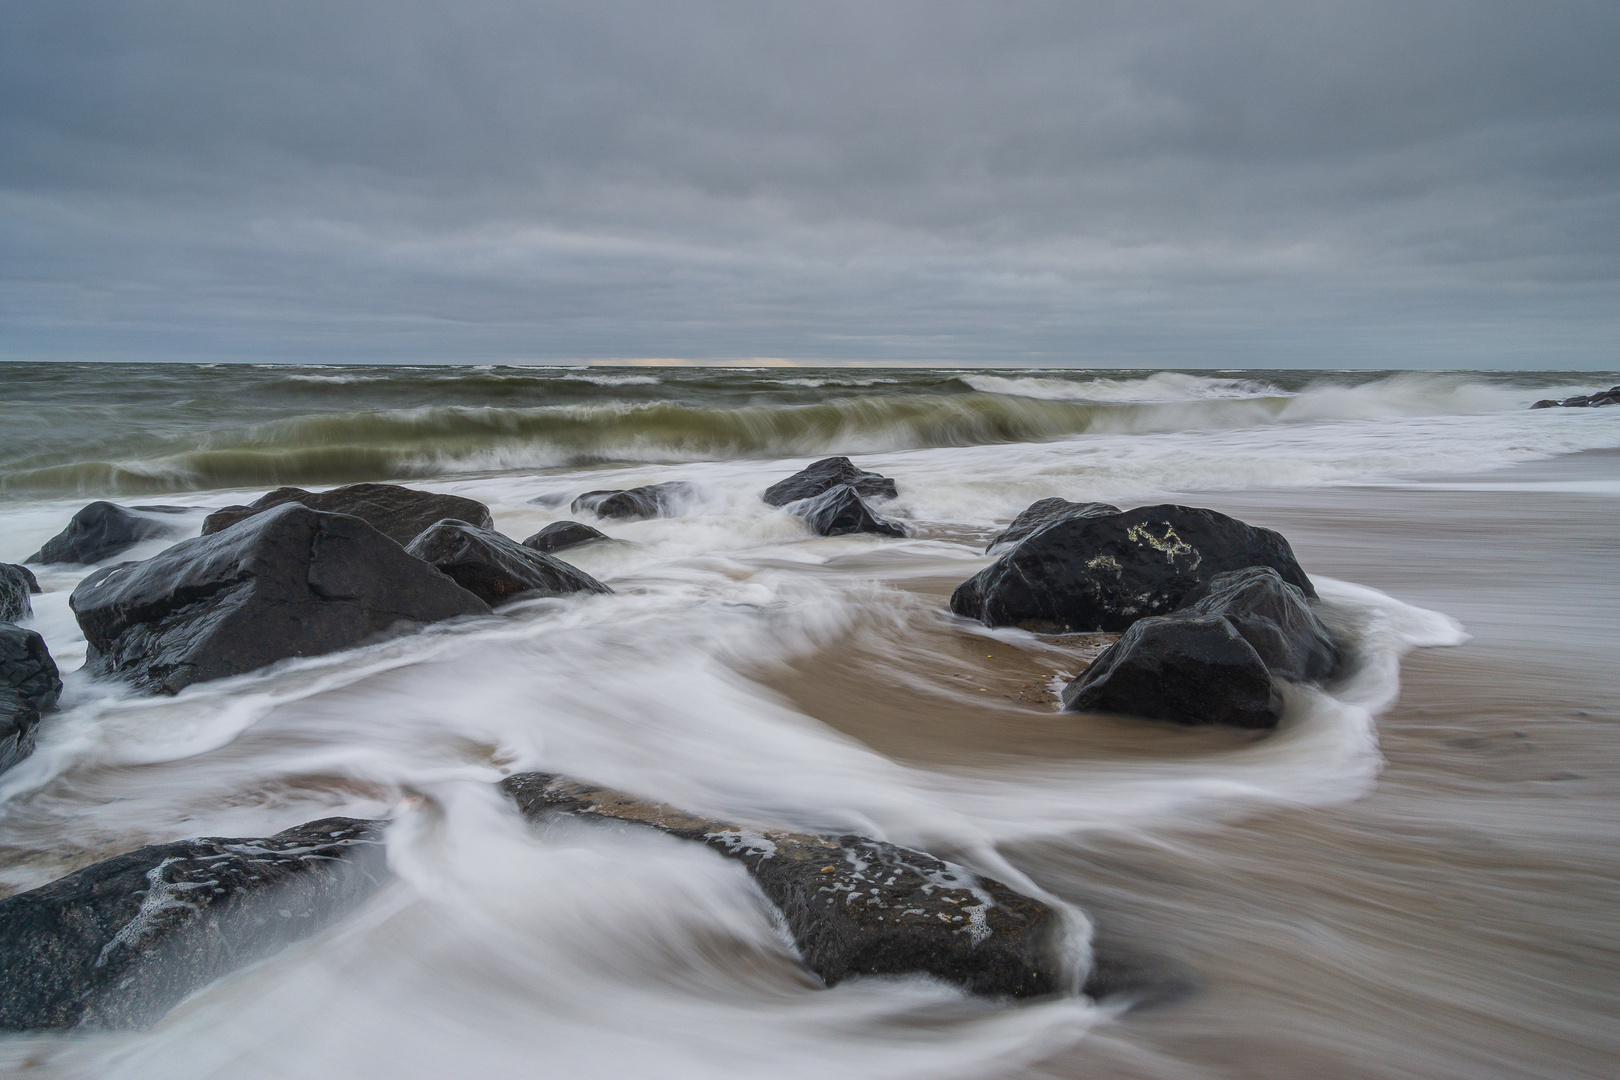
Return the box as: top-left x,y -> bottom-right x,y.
1126,522 -> 1201,569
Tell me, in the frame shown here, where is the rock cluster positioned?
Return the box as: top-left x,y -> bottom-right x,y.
1529,386 -> 1620,409
28,502 -> 192,565
406,519 -> 612,605
202,483 -> 493,546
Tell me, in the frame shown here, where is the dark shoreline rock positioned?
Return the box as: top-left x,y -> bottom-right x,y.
762,457 -> 898,507
985,498 -> 1120,555
571,481 -> 699,521
201,483 -> 493,547
1180,566 -> 1338,683
1,564 -> 40,622
27,503 -> 192,566
788,485 -> 907,538
406,519 -> 612,606
1,623 -> 62,774
0,817 -> 388,1031
522,520 -> 610,554
1529,385 -> 1620,409
951,503 -> 1315,634
71,503 -> 490,695
500,772 -> 1067,998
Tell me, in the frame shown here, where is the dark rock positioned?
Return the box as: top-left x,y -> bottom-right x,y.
1061,614 -> 1282,729
501,773 -> 1067,998
0,817 -> 388,1031
1529,385 -> 1620,409
201,483 -> 493,547
1180,566 -> 1338,682
789,485 -> 907,538
522,520 -> 610,554
570,481 -> 699,521
0,687 -> 41,776
27,503 -> 191,566
1,623 -> 62,715
951,504 -> 1315,633
406,519 -> 612,606
1,564 -> 40,622
71,503 -> 490,695
986,498 -> 1122,555
761,457 -> 899,507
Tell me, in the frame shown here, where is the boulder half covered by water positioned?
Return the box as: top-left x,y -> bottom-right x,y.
571,481 -> 700,520
1,623 -> 62,775
0,817 -> 389,1031
406,519 -> 612,606
500,772 -> 1068,998
71,503 -> 491,695
762,457 -> 898,507
0,563 -> 40,622
951,503 -> 1314,633
27,503 -> 192,566
201,483 -> 493,547
522,520 -> 610,554
788,485 -> 907,538
985,498 -> 1121,555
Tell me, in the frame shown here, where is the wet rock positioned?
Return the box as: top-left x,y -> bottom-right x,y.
1529,385 -> 1620,409
71,503 -> 490,695
0,564 -> 40,622
951,504 -> 1314,633
0,817 -> 389,1031
1180,566 -> 1338,682
27,503 -> 192,566
522,520 -> 610,554
0,686 -> 41,776
201,483 -> 493,547
789,485 -> 907,538
406,519 -> 612,606
1,622 -> 62,715
762,457 -> 899,507
501,773 -> 1067,998
1061,614 -> 1282,729
571,481 -> 699,521
986,498 -> 1121,555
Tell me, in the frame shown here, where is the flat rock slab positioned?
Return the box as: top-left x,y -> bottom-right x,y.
201,483 -> 493,547
406,519 -> 612,606
72,502 -> 490,695
789,485 -> 907,538
0,564 -> 40,622
522,520 -> 610,554
571,482 -> 699,521
951,504 -> 1315,633
762,457 -> 899,507
27,502 -> 191,566
0,817 -> 388,1031
986,498 -> 1121,555
500,773 -> 1066,998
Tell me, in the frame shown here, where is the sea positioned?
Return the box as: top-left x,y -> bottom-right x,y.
1,363 -> 1617,1079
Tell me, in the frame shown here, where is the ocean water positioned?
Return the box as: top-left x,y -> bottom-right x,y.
1,364 -> 1617,1079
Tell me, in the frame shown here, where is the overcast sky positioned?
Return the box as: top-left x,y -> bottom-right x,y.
2,1 -> 1617,367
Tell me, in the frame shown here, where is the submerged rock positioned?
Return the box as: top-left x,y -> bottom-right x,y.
1529,385 -> 1620,409
71,503 -> 490,695
762,457 -> 898,507
522,520 -> 610,554
501,773 -> 1068,998
571,481 -> 699,521
1180,566 -> 1338,683
951,504 -> 1314,633
985,498 -> 1121,555
406,519 -> 612,606
0,817 -> 388,1031
788,485 -> 907,538
0,563 -> 40,622
201,483 -> 493,547
27,503 -> 192,566
1061,614 -> 1282,729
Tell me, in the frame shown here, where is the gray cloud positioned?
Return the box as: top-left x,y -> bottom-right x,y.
2,1 -> 1617,365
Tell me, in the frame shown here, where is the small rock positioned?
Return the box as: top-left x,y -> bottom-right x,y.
0,564 -> 40,622
571,482 -> 699,520
26,503 -> 191,566
406,519 -> 612,606
201,483 -> 493,546
762,457 -> 898,507
1179,566 -> 1338,682
522,520 -> 610,554
985,498 -> 1121,555
788,485 -> 907,538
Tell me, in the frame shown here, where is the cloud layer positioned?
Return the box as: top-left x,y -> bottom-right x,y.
3,1 -> 1617,366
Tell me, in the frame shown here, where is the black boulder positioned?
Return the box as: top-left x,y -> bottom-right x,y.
0,619 -> 59,775
0,563 -> 40,622
0,817 -> 388,1031
522,520 -> 610,554
761,457 -> 898,507
1529,385 -> 1620,409
951,504 -> 1315,633
27,503 -> 191,566
1061,614 -> 1283,729
201,483 -> 494,546
788,484 -> 906,538
571,481 -> 699,520
1180,566 -> 1338,682
986,498 -> 1121,555
71,503 -> 491,695
406,519 -> 612,606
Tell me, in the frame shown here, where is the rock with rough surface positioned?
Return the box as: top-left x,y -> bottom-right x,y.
1,622 -> 62,716
27,503 -> 191,566
951,504 -> 1314,633
1,564 -> 40,622
201,483 -> 493,546
501,772 -> 1068,998
570,482 -> 699,521
762,457 -> 899,507
1061,614 -> 1283,729
71,503 -> 490,695
406,519 -> 612,606
1529,385 -> 1620,409
1180,566 -> 1338,683
0,817 -> 389,1031
789,485 -> 907,538
986,498 -> 1121,555
522,520 -> 610,554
